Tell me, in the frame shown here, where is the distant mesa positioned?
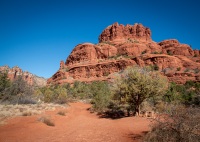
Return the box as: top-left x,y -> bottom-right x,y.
0,65 -> 46,87
47,22 -> 200,85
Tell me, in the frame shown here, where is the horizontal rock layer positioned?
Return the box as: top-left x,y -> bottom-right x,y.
48,22 -> 200,84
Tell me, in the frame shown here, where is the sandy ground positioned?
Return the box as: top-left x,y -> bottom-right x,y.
0,102 -> 151,142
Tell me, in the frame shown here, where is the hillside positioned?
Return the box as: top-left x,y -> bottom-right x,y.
48,22 -> 200,85
0,66 -> 46,87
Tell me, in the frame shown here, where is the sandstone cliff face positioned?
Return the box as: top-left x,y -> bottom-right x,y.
99,23 -> 151,44
48,22 -> 200,85
0,66 -> 46,87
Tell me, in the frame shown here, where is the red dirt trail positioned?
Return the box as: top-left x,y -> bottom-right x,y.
0,102 -> 151,142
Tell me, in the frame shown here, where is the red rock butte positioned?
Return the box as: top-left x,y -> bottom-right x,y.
47,22 -> 200,85
0,66 -> 46,87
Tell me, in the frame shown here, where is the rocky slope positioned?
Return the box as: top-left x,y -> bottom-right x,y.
0,66 -> 46,87
48,22 -> 200,84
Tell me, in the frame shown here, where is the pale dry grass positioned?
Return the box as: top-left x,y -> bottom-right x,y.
0,103 -> 67,125
38,115 -> 55,126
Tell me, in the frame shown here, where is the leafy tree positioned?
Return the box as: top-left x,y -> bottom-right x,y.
112,66 -> 168,115
0,72 -> 11,99
8,76 -> 35,104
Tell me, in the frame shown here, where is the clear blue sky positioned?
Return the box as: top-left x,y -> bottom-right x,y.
0,0 -> 200,78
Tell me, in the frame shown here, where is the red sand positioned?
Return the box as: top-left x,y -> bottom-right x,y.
0,102 -> 151,142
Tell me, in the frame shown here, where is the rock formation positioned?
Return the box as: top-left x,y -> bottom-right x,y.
0,66 -> 46,87
48,22 -> 200,84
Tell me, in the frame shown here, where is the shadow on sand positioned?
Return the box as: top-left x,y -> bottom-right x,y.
128,131 -> 149,141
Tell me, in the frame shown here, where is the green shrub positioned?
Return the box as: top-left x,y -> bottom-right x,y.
164,81 -> 200,106
152,51 -> 159,54
112,66 -> 168,115
91,81 -> 111,112
167,50 -> 173,55
142,50 -> 147,54
0,72 -> 11,100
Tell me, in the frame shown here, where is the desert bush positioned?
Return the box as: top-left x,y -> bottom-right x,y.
164,82 -> 200,106
142,50 -> 147,54
22,111 -> 33,116
0,73 -> 11,99
112,66 -> 168,115
2,76 -> 36,104
57,111 -> 66,116
90,81 -> 111,112
38,116 -> 55,126
152,51 -> 159,54
143,105 -> 200,142
167,50 -> 173,55
36,85 -> 68,104
69,81 -> 91,99
54,86 -> 68,104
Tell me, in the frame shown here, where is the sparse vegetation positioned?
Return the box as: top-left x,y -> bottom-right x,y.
152,51 -> 159,54
184,68 -> 190,72
153,64 -> 159,71
65,68 -> 69,72
22,111 -> 33,116
167,50 -> 173,55
144,105 -> 200,142
194,54 -> 198,57
177,67 -> 181,71
150,64 -> 159,71
57,111 -> 66,116
38,116 -> 55,126
194,68 -> 200,74
142,50 -> 147,54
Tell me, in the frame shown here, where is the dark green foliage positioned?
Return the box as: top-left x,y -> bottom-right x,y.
70,81 -> 92,99
142,50 -> 147,54
152,51 -> 159,54
164,81 -> 200,106
167,50 -> 173,55
0,73 -> 11,99
154,64 -> 159,71
90,81 -> 111,112
150,64 -> 159,71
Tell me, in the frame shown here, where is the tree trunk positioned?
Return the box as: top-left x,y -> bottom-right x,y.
134,105 -> 140,116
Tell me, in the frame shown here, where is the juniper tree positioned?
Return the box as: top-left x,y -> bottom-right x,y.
112,66 -> 168,115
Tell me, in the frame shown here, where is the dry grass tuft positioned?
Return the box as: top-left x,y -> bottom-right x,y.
57,111 -> 66,116
38,116 -> 55,126
22,111 -> 32,116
